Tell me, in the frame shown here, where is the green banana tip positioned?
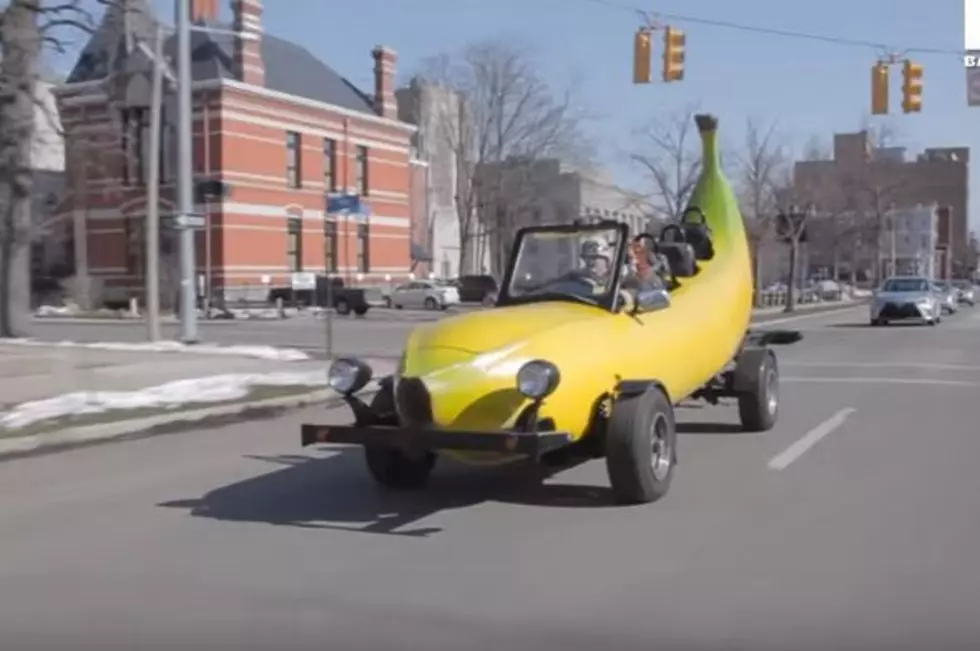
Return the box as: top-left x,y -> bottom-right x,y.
695,114 -> 718,133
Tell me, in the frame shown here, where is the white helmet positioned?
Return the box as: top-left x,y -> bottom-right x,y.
580,237 -> 611,261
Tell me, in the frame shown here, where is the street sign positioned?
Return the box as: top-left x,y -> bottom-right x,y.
326,193 -> 370,220
291,272 -> 316,291
166,213 -> 206,229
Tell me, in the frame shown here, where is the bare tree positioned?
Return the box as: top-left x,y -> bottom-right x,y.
0,0 -> 116,336
417,39 -> 589,275
771,170 -> 812,312
839,122 -> 909,285
629,104 -> 702,225
733,117 -> 785,304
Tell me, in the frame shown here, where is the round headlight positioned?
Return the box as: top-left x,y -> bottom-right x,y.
516,360 -> 560,400
327,358 -> 372,395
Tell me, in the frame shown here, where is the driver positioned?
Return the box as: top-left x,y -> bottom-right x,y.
578,237 -> 612,286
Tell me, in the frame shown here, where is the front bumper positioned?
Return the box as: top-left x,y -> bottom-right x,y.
301,424 -> 573,460
872,301 -> 934,320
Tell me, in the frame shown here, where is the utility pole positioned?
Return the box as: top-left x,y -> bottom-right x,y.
175,0 -> 198,343
144,23 -> 164,342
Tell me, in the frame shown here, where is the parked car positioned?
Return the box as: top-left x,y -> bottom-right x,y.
870,276 -> 942,326
453,274 -> 498,305
952,279 -> 976,306
388,280 -> 460,310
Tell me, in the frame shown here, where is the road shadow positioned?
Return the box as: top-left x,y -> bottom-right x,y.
158,447 -> 623,537
676,422 -> 746,434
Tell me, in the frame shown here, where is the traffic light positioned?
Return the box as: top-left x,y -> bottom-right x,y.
633,28 -> 652,84
663,26 -> 686,82
871,62 -> 889,115
901,59 -> 923,113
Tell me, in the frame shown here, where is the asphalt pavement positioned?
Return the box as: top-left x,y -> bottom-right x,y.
2,305 -> 980,649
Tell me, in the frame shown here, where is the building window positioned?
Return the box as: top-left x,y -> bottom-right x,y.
355,145 -> 368,195
124,218 -> 145,275
287,217 -> 303,272
286,131 -> 301,188
324,138 -> 337,193
121,107 -> 148,186
324,220 -> 338,273
356,222 -> 370,272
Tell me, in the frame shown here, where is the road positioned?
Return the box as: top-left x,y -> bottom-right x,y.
3,306 -> 980,649
28,302 -> 855,360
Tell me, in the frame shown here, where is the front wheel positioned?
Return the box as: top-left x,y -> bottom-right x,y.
604,386 -> 677,505
364,446 -> 436,490
737,349 -> 779,432
424,297 -> 438,310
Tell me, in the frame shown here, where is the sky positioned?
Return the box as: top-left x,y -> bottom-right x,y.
60,0 -> 976,229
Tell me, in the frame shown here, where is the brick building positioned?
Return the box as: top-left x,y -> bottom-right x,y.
795,131 -> 970,280
53,0 -> 415,306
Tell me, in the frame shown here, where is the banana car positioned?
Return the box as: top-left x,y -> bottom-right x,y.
300,114 -> 801,504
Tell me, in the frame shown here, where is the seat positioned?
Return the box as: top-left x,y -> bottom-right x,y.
658,242 -> 698,278
680,207 -> 715,261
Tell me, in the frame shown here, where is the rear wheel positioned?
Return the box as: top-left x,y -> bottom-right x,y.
364,446 -> 436,490
604,386 -> 677,505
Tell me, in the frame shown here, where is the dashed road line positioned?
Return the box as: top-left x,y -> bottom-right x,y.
768,407 -> 857,471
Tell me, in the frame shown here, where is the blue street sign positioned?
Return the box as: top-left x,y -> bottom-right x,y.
327,193 -> 369,215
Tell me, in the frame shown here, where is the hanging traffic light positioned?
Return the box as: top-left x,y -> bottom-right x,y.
663,26 -> 686,82
871,62 -> 889,115
901,59 -> 923,113
633,28 -> 652,84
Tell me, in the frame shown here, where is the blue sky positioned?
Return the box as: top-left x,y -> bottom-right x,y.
66,0 -> 975,228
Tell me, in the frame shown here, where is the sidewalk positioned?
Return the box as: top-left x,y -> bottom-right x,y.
0,343 -> 395,457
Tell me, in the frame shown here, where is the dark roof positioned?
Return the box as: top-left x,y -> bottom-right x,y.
65,4 -> 376,115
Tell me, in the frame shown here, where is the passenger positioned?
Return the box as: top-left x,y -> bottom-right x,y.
624,240 -> 670,292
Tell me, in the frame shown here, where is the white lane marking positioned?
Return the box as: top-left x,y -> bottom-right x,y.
783,362 -> 980,372
782,376 -> 980,388
768,408 -> 856,471
751,305 -> 863,326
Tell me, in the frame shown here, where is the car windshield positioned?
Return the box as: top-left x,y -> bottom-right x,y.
882,278 -> 929,293
506,227 -> 623,302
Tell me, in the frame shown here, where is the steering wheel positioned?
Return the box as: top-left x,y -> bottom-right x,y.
682,206 -> 708,225
660,223 -> 687,243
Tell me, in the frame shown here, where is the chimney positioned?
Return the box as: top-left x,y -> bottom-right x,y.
191,0 -> 219,23
372,46 -> 398,119
231,0 -> 264,86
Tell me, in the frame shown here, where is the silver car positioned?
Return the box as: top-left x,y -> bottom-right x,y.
870,276 -> 941,326
952,280 -> 976,307
933,281 -> 959,314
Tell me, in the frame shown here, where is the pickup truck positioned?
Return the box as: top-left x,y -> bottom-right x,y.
267,276 -> 371,315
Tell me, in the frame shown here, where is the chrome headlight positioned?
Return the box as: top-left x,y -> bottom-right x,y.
327,357 -> 373,395
516,360 -> 561,400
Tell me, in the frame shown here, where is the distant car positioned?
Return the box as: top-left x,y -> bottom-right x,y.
870,276 -> 941,326
388,280 -> 460,311
453,274 -> 498,304
933,281 -> 959,314
952,280 -> 976,306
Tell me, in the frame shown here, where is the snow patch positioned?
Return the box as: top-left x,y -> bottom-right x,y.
0,370 -> 329,430
0,338 -> 311,361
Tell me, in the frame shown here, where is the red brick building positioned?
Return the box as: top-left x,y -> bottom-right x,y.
54,0 -> 415,306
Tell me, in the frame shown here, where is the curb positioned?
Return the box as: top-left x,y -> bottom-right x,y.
0,389 -> 340,462
751,300 -> 866,324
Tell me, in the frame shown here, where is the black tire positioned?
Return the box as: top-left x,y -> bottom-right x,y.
604,386 -> 677,505
383,296 -> 392,308
870,318 -> 882,326
354,306 -> 368,317
737,350 -> 778,432
424,297 -> 438,310
335,298 -> 351,315
364,445 -> 436,490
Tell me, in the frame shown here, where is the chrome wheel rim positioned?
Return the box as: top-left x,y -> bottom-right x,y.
766,368 -> 778,415
650,413 -> 672,482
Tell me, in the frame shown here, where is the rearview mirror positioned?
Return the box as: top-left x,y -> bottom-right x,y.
631,288 -> 671,315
